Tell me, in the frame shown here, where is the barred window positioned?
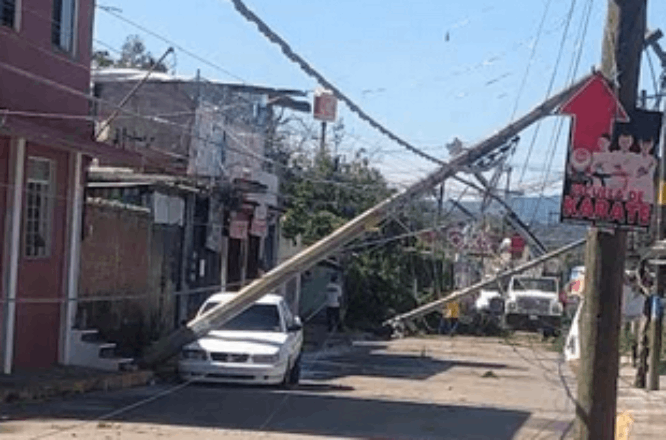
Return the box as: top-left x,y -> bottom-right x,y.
1,0 -> 16,28
25,158 -> 54,258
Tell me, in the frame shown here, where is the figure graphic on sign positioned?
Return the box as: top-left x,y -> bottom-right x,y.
633,137 -> 657,203
591,133 -> 613,187
606,131 -> 636,195
567,148 -> 593,186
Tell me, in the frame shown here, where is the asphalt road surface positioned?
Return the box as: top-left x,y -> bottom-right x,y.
0,335 -> 578,439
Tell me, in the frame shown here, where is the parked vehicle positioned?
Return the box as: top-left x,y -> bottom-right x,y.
504,276 -> 563,337
178,293 -> 304,386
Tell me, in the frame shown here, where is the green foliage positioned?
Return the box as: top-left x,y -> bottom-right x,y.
276,122 -> 451,329
93,35 -> 169,72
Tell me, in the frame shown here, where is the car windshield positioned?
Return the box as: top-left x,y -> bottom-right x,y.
512,278 -> 557,292
200,303 -> 283,332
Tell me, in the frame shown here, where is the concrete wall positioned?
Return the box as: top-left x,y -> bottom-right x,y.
78,199 -> 177,356
94,81 -> 195,166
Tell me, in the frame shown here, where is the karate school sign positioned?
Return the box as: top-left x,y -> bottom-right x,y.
558,73 -> 663,231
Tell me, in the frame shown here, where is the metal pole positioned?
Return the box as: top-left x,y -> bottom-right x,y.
320,121 -> 327,152
139,74 -> 591,367
648,110 -> 666,390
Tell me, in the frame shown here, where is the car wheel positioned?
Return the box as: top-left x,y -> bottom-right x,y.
288,355 -> 301,385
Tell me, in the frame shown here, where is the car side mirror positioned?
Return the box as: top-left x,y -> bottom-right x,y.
288,317 -> 302,332
288,323 -> 302,332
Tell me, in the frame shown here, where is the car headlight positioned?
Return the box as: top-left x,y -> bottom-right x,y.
252,353 -> 280,364
551,302 -> 563,315
180,349 -> 208,361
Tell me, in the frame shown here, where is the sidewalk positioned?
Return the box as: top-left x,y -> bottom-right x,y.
0,365 -> 154,404
616,359 -> 666,438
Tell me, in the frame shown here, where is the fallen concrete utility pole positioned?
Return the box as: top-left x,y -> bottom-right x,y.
383,238 -> 586,327
140,74 -> 592,367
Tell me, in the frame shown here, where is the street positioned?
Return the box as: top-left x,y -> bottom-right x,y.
0,336 -> 577,440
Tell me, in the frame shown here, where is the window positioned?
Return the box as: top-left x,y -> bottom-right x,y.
200,302 -> 283,332
25,158 -> 54,258
511,278 -> 558,293
52,0 -> 76,52
1,0 -> 16,28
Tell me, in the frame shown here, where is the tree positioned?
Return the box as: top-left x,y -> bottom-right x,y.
92,35 -> 169,72
275,118 -> 451,329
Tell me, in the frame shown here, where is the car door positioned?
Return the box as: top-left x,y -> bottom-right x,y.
279,300 -> 302,360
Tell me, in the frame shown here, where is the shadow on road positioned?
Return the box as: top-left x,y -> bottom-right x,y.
303,343 -> 527,381
2,384 -> 532,440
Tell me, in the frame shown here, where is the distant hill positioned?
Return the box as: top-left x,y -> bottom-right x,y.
451,195 -> 561,225
446,194 -> 587,247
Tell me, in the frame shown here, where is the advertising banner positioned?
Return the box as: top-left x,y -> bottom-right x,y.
559,74 -> 663,230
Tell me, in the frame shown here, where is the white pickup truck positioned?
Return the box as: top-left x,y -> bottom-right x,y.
504,276 -> 563,336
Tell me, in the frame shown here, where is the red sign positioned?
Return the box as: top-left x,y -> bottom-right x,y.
250,218 -> 267,237
558,74 -> 662,231
229,220 -> 248,240
313,89 -> 337,122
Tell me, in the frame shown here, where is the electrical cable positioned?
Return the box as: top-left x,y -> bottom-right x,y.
517,0 -> 578,186
509,0 -> 555,122
96,5 -> 247,83
226,0 -> 448,166
529,0 -> 595,225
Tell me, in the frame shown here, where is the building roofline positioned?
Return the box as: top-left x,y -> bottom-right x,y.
92,68 -> 307,97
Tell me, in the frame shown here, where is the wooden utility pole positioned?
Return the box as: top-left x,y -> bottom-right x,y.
575,1 -> 647,439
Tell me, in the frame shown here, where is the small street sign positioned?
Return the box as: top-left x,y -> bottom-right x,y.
229,219 -> 249,240
313,89 -> 337,122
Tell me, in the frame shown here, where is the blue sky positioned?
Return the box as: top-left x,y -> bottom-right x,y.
94,0 -> 666,197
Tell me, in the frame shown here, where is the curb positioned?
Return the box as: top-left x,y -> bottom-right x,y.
0,370 -> 155,404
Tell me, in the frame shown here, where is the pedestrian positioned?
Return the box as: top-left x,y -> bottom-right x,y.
326,274 -> 343,332
439,300 -> 460,336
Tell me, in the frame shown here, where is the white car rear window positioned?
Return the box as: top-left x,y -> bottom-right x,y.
200,303 -> 283,332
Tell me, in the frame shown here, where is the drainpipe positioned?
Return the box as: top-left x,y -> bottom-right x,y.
2,138 -> 25,374
62,152 -> 83,366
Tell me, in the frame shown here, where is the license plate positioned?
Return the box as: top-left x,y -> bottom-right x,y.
529,315 -> 538,320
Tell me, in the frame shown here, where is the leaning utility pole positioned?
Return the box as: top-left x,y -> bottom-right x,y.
140,73 -> 591,367
575,1 -> 647,439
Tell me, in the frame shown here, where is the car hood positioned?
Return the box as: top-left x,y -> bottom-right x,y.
186,330 -> 288,355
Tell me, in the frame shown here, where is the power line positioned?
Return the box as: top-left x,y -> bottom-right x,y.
0,60 -> 402,194
517,0 -> 578,186
509,0 -> 554,122
96,5 -> 247,83
529,0 -> 595,225
226,0 -> 447,166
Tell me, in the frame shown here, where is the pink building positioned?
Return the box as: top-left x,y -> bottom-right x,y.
0,1 -> 138,372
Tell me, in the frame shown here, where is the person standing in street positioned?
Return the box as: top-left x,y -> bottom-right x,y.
439,300 -> 460,336
326,275 -> 343,332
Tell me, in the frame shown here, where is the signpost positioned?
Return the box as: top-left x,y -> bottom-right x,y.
313,88 -> 337,152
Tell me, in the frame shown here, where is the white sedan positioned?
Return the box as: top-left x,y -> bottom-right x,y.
178,293 -> 304,386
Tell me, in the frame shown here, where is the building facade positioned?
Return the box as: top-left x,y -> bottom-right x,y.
0,1 -> 140,372
92,69 -> 308,300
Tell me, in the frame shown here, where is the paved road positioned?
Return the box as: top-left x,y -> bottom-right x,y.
0,336 -> 579,439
